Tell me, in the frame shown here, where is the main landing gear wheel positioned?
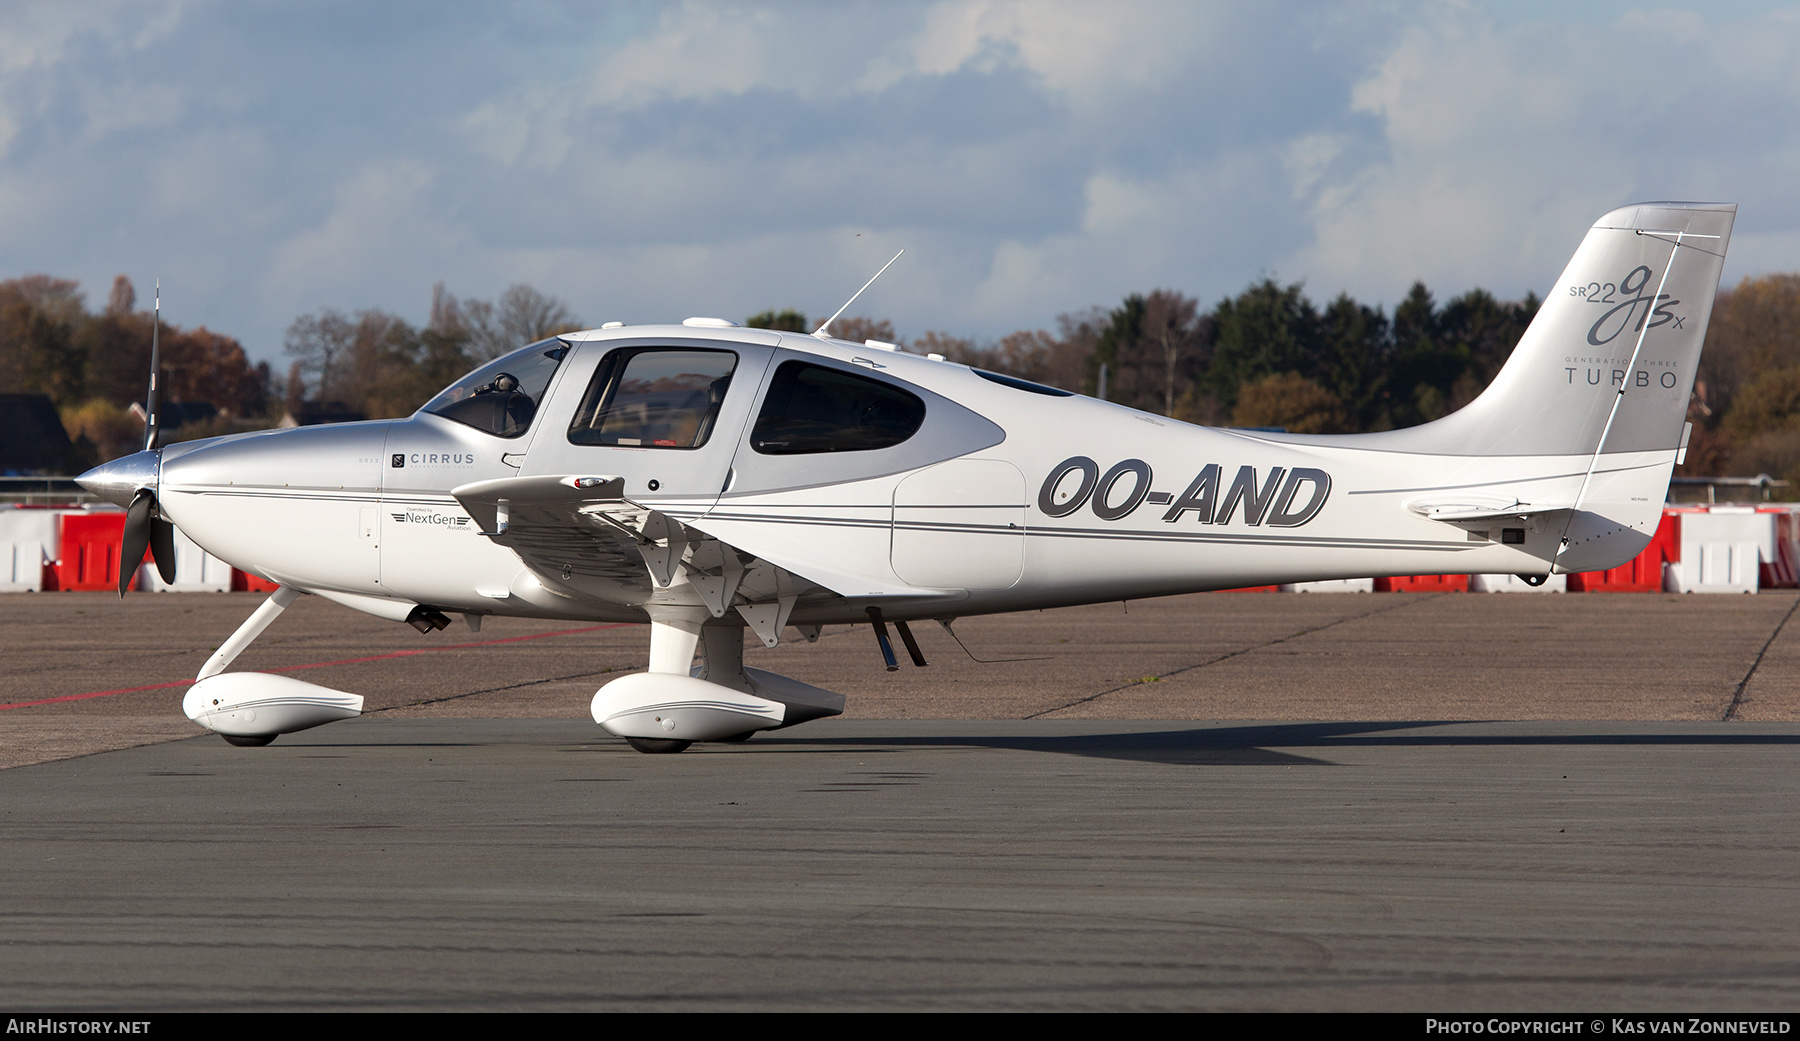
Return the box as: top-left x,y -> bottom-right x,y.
221,734 -> 276,747
625,736 -> 692,754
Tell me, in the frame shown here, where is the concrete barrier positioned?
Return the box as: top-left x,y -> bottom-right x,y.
1665,507 -> 1769,594
0,540 -> 44,591
0,507 -> 60,592
138,527 -> 234,593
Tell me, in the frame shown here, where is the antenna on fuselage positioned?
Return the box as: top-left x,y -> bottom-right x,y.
813,250 -> 904,339
142,279 -> 161,452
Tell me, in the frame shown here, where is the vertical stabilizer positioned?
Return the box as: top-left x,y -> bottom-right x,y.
1261,202 -> 1735,574
1378,202 -> 1735,459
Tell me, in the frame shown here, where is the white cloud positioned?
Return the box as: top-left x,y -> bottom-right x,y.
906,0 -> 1218,108
1282,6 -> 1800,304
0,1 -> 191,157
582,4 -> 799,106
263,161 -> 455,317
9,1 -> 1800,366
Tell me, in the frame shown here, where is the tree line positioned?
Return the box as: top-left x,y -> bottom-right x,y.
0,276 -> 583,465
765,281 -> 1541,436
6,269 -> 1800,487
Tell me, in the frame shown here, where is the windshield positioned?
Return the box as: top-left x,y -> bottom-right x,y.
421,338 -> 569,438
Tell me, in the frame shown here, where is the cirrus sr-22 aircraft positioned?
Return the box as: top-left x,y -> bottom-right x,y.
78,201 -> 1735,752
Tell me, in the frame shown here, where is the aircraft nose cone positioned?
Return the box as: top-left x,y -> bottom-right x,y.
76,450 -> 159,509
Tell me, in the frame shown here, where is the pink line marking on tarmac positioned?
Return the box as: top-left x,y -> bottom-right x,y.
0,623 -> 636,711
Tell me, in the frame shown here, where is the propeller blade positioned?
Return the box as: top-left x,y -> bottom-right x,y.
120,490 -> 154,597
150,510 -> 176,584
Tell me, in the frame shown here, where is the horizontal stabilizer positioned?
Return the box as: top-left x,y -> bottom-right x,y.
1407,500 -> 1573,523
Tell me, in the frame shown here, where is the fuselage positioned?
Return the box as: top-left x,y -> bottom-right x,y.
143,324 -> 1650,626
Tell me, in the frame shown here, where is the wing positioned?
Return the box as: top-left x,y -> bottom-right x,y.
451,474 -> 954,645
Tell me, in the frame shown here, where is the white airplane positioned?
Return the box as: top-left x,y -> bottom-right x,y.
79,201 -> 1735,752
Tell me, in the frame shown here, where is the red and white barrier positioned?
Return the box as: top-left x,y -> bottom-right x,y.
1470,573 -> 1568,592
5,503 -> 265,593
9,502 -> 1800,595
1282,579 -> 1375,592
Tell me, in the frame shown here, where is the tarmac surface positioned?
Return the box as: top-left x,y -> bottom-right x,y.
5,590 -> 1800,1010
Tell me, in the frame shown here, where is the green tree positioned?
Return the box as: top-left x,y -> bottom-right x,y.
1204,279 -> 1319,411
1437,288 -> 1537,412
1381,282 -> 1463,426
1315,293 -> 1388,428
746,309 -> 809,332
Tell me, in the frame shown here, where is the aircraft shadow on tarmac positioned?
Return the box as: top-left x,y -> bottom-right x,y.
751,722 -> 1800,768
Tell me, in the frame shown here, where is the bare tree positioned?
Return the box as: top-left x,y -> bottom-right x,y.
827,316 -> 897,344
432,283 -> 581,361
911,330 -> 978,363
106,275 -> 135,316
284,309 -> 357,404
495,284 -> 580,350
1142,290 -> 1201,417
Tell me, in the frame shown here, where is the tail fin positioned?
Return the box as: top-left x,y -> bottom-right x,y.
1364,202 -> 1735,571
1377,201 -> 1735,459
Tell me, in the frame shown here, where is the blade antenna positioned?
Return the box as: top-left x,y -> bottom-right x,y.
813,250 -> 904,338
142,280 -> 161,452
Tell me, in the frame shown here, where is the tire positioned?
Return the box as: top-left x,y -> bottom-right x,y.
625,736 -> 692,754
221,734 -> 275,747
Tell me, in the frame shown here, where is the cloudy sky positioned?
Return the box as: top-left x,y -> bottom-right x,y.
5,0 -> 1800,364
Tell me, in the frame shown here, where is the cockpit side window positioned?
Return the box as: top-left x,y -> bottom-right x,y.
750,361 -> 926,455
566,347 -> 739,449
422,338 -> 569,438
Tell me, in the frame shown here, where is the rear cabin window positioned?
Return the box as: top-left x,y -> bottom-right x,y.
750,361 -> 926,455
567,347 -> 738,449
